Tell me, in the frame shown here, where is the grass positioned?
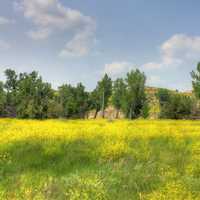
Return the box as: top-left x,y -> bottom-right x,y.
0,119 -> 200,199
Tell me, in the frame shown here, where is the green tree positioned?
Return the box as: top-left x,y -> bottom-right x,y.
0,82 -> 6,116
16,71 -> 53,119
91,74 -> 112,118
123,69 -> 146,119
156,88 -> 171,118
4,69 -> 18,117
90,89 -> 101,119
75,83 -> 90,118
112,78 -> 126,118
141,102 -> 150,119
157,90 -> 193,119
156,88 -> 171,106
58,83 -> 89,118
47,91 -> 63,118
58,84 -> 78,118
191,62 -> 200,99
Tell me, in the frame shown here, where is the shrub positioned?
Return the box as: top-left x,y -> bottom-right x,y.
157,89 -> 193,119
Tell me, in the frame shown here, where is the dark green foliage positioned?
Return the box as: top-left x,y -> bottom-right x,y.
157,89 -> 193,119
156,88 -> 171,106
0,66 -> 198,119
58,83 -> 89,118
112,78 -> 126,118
122,69 -> 147,119
16,71 -> 54,119
141,102 -> 150,119
4,69 -> 18,92
0,82 -> 6,116
191,62 -> 200,99
47,98 -> 63,118
4,69 -> 18,117
91,74 -> 112,118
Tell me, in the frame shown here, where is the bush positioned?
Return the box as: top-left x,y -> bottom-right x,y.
157,89 -> 194,119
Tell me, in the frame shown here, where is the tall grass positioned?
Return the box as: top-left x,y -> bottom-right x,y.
0,119 -> 200,199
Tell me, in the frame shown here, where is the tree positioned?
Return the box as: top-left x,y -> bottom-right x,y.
123,69 -> 146,119
0,82 -> 6,116
58,83 -> 89,118
16,71 -> 53,119
75,83 -> 90,118
47,91 -> 63,118
191,62 -> 200,99
156,88 -> 171,106
4,69 -> 18,117
157,90 -> 193,119
112,78 -> 126,118
156,88 -> 171,118
58,84 -> 75,118
91,74 -> 112,118
90,89 -> 101,119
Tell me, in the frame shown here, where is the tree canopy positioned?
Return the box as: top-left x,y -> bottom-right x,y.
0,65 -> 198,120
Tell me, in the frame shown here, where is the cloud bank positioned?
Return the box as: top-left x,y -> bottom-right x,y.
15,0 -> 96,57
0,16 -> 13,25
104,62 -> 134,78
143,34 -> 200,70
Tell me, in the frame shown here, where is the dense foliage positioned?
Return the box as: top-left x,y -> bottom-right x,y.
0,63 -> 200,119
191,62 -> 200,99
0,68 -> 148,119
156,89 -> 194,119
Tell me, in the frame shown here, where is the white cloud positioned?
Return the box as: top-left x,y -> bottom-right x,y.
27,28 -> 52,40
0,40 -> 11,50
0,16 -> 14,25
147,75 -> 162,86
143,34 -> 200,70
15,0 -> 96,56
104,62 -> 134,77
60,24 -> 95,57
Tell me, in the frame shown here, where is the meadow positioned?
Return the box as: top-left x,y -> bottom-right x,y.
0,119 -> 200,199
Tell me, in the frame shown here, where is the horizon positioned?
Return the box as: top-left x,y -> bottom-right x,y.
1,0 -> 200,91
0,67 -> 194,93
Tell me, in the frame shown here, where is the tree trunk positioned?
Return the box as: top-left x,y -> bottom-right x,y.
102,109 -> 105,118
101,90 -> 105,118
94,109 -> 98,119
116,109 -> 119,119
129,106 -> 132,119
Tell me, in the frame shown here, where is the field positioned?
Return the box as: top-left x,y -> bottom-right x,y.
0,119 -> 200,199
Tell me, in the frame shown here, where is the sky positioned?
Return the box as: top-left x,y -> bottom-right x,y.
0,0 -> 200,91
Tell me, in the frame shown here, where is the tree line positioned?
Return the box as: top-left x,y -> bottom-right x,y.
0,63 -> 200,120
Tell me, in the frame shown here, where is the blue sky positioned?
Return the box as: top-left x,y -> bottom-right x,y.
0,0 -> 200,91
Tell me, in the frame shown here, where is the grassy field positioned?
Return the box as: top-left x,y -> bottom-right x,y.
0,119 -> 200,199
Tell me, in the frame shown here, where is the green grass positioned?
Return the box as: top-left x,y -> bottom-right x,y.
0,119 -> 200,199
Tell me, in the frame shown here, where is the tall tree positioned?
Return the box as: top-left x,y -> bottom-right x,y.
157,91 -> 193,119
91,74 -> 112,118
58,84 -> 75,118
0,81 -> 6,116
191,62 -> 200,99
90,89 -> 101,119
16,71 -> 53,119
75,83 -> 90,118
4,69 -> 18,117
47,91 -> 63,118
124,69 -> 146,119
112,78 -> 126,118
58,83 -> 89,118
98,74 -> 112,118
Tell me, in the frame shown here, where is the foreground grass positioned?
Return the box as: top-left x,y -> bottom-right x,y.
0,119 -> 200,199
